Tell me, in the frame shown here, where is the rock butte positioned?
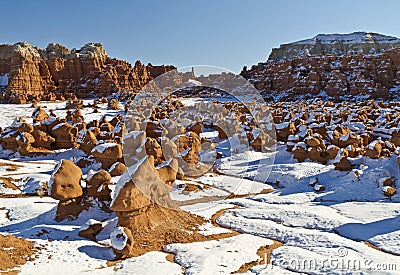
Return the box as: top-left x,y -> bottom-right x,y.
0,42 -> 175,103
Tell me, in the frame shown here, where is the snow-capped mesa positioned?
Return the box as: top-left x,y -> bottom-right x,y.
268,32 -> 400,60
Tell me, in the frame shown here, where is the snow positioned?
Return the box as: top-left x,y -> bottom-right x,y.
293,32 -> 400,45
164,234 -> 274,275
0,99 -> 121,130
110,226 -> 128,250
1,97 -> 400,274
47,159 -> 63,195
195,174 -> 272,195
79,219 -> 102,232
0,73 -> 8,86
86,251 -> 183,275
92,142 -> 118,154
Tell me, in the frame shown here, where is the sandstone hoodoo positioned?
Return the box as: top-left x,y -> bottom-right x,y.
0,42 -> 175,103
109,159 -> 210,258
48,159 -> 83,201
48,159 -> 114,222
241,32 -> 400,101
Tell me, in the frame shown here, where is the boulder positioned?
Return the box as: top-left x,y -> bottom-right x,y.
91,142 -> 123,169
31,130 -> 55,150
382,186 -> 397,197
110,226 -> 134,259
109,162 -> 127,177
50,123 -> 79,149
86,170 -> 112,200
49,159 -> 83,200
32,107 -> 49,123
365,141 -> 382,159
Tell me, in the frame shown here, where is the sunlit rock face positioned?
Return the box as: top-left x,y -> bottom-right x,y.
0,42 -> 175,102
241,32 -> 400,101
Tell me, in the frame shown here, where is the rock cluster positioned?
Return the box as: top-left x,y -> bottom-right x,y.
241,43 -> 400,100
276,99 -> 400,171
49,159 -> 113,221
0,42 -> 175,103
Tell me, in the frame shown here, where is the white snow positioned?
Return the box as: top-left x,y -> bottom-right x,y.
1,96 -> 400,274
164,234 -> 274,275
0,73 -> 8,86
79,219 -> 102,232
110,226 -> 128,250
92,142 -> 118,154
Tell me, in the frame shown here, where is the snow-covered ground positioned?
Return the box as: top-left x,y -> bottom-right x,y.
0,99 -> 121,129
1,99 -> 400,274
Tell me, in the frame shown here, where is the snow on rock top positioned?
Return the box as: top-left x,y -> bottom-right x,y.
268,32 -> 400,60
47,159 -> 63,195
294,32 -> 400,45
110,157 -> 147,207
92,142 -> 118,154
79,219 -> 102,232
110,226 -> 128,251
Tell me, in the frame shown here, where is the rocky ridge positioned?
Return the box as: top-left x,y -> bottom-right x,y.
241,33 -> 400,101
0,42 -> 175,103
268,32 -> 400,60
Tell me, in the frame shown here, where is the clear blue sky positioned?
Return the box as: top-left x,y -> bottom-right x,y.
2,0 -> 400,72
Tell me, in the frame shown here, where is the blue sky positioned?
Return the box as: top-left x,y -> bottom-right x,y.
3,0 -> 400,72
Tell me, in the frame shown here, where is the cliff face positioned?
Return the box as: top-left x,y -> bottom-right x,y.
242,33 -> 400,101
268,32 -> 400,61
0,42 -> 175,103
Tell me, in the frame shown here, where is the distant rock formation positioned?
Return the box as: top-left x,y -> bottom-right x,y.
268,32 -> 400,60
241,33 -> 400,101
0,42 -> 175,103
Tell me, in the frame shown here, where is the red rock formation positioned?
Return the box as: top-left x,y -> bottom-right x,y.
0,42 -> 176,103
241,48 -> 400,100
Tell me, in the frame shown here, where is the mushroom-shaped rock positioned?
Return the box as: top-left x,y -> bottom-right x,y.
326,145 -> 340,160
145,121 -> 167,139
77,130 -> 98,154
333,149 -> 353,171
276,122 -> 296,141
292,142 -> 308,162
145,138 -> 163,165
110,156 -> 176,212
86,170 -> 112,199
110,226 -> 134,259
109,161 -> 208,256
108,99 -> 121,110
49,159 -> 83,200
11,117 -> 34,133
109,162 -> 127,177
